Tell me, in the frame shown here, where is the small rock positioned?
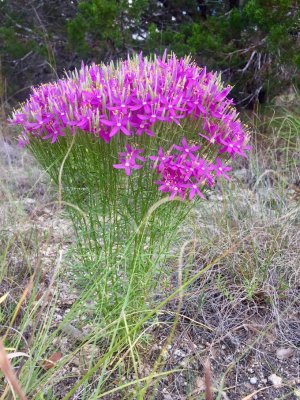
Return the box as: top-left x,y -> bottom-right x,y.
276,347 -> 293,361
268,374 -> 282,388
23,197 -> 36,205
248,368 -> 254,373
250,377 -> 258,385
174,349 -> 186,358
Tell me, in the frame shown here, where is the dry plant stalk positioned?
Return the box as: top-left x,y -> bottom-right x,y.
0,339 -> 26,400
204,358 -> 213,400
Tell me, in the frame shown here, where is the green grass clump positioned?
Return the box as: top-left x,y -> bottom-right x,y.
28,130 -> 191,321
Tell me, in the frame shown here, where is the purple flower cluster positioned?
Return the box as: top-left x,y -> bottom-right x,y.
114,138 -> 232,200
10,53 -> 250,200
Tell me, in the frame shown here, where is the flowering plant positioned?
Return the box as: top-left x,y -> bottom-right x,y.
10,53 -> 250,317
10,53 -> 249,201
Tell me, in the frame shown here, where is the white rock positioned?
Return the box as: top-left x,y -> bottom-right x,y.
250,377 -> 258,385
276,347 -> 293,360
268,374 -> 282,388
174,349 -> 186,358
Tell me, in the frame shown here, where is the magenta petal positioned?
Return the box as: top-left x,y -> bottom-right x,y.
137,114 -> 149,120
101,119 -> 115,127
109,126 -> 119,137
121,126 -> 131,136
189,191 -> 195,200
113,164 -> 124,169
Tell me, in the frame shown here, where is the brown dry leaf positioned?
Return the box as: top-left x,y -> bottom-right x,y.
41,351 -> 63,370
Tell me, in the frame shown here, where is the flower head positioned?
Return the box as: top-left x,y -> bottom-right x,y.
9,52 -> 250,201
113,145 -> 146,176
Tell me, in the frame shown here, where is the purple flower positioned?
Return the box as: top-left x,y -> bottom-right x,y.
158,95 -> 186,117
183,183 -> 205,200
131,119 -> 155,137
137,111 -> 166,124
149,147 -> 173,172
106,96 -> 136,114
82,90 -> 103,107
113,144 -> 146,176
119,144 -> 146,162
113,158 -> 143,176
186,97 -> 206,116
173,137 -> 201,156
186,155 -> 214,184
101,116 -> 131,137
219,137 -> 251,157
130,95 -> 157,113
213,158 -> 232,180
155,177 -> 185,200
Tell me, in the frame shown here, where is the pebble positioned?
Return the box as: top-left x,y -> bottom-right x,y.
250,377 -> 258,385
174,349 -> 186,358
276,347 -> 294,360
268,374 -> 282,388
